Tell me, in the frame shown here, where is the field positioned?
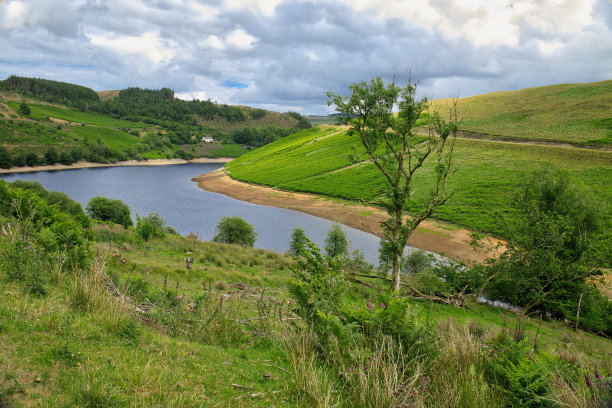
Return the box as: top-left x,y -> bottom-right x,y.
226,127 -> 612,238
430,79 -> 612,145
6,102 -> 148,128
71,125 -> 140,150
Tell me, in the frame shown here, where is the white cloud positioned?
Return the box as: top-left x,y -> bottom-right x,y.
0,0 -> 29,30
226,28 -> 257,50
224,0 -> 286,16
86,31 -> 176,65
338,0 -> 598,48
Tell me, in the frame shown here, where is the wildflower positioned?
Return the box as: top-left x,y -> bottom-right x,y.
379,303 -> 386,309
366,301 -> 374,309
585,375 -> 591,388
594,369 -> 600,379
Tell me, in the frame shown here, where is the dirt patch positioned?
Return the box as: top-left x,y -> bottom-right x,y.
0,157 -> 232,174
193,169 -> 503,264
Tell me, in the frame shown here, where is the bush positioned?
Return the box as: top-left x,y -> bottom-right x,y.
86,197 -> 132,228
18,102 -> 30,116
212,216 -> 256,247
135,212 -> 166,241
288,227 -> 308,256
44,148 -> 59,165
324,224 -> 348,259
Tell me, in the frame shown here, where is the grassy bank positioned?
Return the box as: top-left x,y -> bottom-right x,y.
225,127 -> 612,239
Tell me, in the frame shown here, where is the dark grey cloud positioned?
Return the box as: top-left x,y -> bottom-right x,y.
0,0 -> 610,114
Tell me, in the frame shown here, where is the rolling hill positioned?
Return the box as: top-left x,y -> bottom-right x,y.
430,79 -> 612,146
225,80 -> 612,254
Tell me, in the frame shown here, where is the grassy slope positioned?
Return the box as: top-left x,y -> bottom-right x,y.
6,102 -> 149,128
1,231 -> 610,406
226,126 -> 612,237
430,79 -> 612,145
71,126 -> 140,150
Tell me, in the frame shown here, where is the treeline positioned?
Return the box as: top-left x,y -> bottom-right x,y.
230,112 -> 311,147
98,87 -> 248,125
0,75 -> 100,108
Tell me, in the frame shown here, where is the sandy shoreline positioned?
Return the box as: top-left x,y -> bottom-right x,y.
193,169 -> 502,263
0,157 -> 233,174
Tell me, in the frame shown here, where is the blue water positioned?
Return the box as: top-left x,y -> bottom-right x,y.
1,163 -> 390,264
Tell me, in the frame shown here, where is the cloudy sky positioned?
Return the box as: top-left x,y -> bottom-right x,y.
1,0 -> 611,114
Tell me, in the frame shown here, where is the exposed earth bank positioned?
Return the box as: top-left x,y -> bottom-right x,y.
0,157 -> 232,174
193,169 -> 503,264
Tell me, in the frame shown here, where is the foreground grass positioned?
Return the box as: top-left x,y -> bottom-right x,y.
1,228 -> 611,407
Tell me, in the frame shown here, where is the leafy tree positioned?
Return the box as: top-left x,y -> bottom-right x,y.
212,216 -> 257,247
288,227 -> 309,256
402,249 -> 434,274
44,148 -> 59,165
136,212 -> 167,241
328,76 -> 460,291
25,152 -> 39,166
324,224 -> 349,259
86,197 -> 133,228
481,170 -> 608,328
18,101 -> 31,116
0,147 -> 12,169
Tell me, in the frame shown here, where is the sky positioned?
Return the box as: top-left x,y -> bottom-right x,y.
1,0 -> 611,115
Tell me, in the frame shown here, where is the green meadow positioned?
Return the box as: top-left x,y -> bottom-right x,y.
7,101 -> 148,128
71,125 -> 140,150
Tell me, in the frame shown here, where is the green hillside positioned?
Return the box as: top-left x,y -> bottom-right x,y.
430,79 -> 612,145
0,76 -> 311,169
226,126 -> 612,246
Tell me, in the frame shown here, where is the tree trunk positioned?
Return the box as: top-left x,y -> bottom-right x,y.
393,252 -> 402,292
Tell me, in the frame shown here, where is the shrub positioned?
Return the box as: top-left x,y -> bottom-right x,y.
44,148 -> 59,165
135,212 -> 166,241
86,197 -> 132,228
212,216 -> 256,247
324,223 -> 348,259
18,101 -> 30,116
288,227 -> 308,256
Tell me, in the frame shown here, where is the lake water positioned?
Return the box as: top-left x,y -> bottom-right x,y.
0,163 -> 391,264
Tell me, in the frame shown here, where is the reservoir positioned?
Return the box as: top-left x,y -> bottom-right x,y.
1,163 -> 389,264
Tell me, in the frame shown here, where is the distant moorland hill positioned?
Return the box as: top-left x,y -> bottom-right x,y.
0,75 -> 310,168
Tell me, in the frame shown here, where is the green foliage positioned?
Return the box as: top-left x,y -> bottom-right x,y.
135,212 -> 167,241
0,146 -> 12,169
286,111 -> 312,129
482,169 -> 609,333
289,239 -> 347,326
86,197 -> 133,228
288,227 -> 308,256
212,216 -> 257,247
231,126 -> 297,147
328,75 -> 459,291
44,147 -> 59,165
1,75 -> 100,106
18,101 -> 30,116
324,223 -> 349,259
402,249 -> 434,274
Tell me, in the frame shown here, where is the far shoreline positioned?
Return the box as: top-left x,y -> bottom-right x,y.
0,157 -> 233,174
